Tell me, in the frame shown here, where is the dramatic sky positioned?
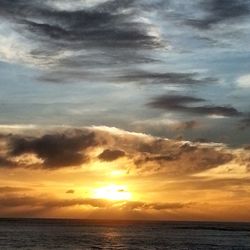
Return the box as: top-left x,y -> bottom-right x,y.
0,0 -> 250,221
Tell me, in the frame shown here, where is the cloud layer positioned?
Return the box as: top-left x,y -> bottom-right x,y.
0,0 -> 163,69
0,126 -> 247,177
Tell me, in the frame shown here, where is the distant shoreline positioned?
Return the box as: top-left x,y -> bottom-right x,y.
1,217 -> 250,225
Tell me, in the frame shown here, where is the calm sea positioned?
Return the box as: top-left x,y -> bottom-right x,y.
0,219 -> 249,249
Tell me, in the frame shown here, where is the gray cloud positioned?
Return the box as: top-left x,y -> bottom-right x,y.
186,0 -> 250,30
134,142 -> 233,175
98,149 -> 125,162
0,127 -> 242,176
118,71 -> 218,85
148,95 -> 242,117
172,120 -> 200,131
0,156 -> 16,168
9,130 -> 97,168
0,0 -> 163,73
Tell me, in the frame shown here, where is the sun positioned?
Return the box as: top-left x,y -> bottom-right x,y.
93,185 -> 132,201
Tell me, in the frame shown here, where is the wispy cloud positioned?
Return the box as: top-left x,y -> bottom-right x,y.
148,95 -> 242,117
0,0 -> 164,70
117,71 -> 218,85
0,193 -> 190,211
186,0 -> 250,30
237,74 -> 250,88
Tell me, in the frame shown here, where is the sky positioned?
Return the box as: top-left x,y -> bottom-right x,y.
0,0 -> 250,221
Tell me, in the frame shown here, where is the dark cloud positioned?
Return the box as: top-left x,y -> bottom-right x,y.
134,141 -> 233,176
0,156 -> 16,168
118,71 -> 218,85
193,106 -> 241,117
96,133 -> 234,176
0,0 -> 163,75
121,200 -> 192,210
149,95 -> 205,108
66,189 -> 75,194
23,13 -> 158,49
186,0 -> 250,30
98,149 -> 125,162
0,127 -> 239,175
9,131 -> 97,168
0,195 -> 109,209
134,154 -> 177,166
43,198 -> 110,209
148,95 -> 241,117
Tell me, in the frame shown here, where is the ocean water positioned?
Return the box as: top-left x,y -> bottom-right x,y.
0,219 -> 250,250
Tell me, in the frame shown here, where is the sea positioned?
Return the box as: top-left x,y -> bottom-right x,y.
0,219 -> 249,249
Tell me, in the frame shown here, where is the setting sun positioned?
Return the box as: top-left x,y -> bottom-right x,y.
93,185 -> 132,201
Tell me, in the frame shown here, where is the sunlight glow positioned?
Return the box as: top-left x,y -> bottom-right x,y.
93,185 -> 132,201
110,170 -> 127,177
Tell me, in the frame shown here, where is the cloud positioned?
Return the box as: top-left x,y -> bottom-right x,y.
171,120 -> 200,131
149,95 -> 205,108
9,130 -> 97,168
134,141 -> 233,176
66,189 -> 75,194
98,149 -> 125,162
118,71 -> 218,85
149,0 -> 250,50
0,0 -> 164,72
132,119 -> 201,138
148,95 -> 241,117
237,74 -> 250,88
0,194 -> 191,212
175,177 -> 250,191
1,0 -> 247,88
120,200 -> 192,211
186,0 -> 250,30
0,186 -> 32,193
0,156 -> 16,168
45,0 -> 109,11
0,195 -> 39,208
1,126 -> 249,176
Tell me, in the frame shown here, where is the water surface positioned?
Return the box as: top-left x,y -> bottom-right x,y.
0,219 -> 249,249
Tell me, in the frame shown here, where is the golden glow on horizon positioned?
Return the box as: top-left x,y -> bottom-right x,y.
93,185 -> 132,201
110,170 -> 127,177
1,127 -> 250,221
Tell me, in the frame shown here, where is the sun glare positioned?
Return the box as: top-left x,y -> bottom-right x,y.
93,185 -> 132,201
